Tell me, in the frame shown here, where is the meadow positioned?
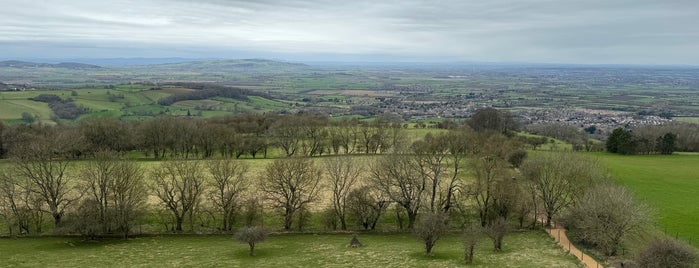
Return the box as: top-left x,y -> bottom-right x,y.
597,153 -> 699,245
0,232 -> 581,267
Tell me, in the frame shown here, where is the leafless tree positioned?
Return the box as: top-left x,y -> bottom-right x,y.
0,170 -> 44,234
521,152 -> 605,226
261,157 -> 322,230
206,159 -> 249,232
371,153 -> 425,229
152,160 -> 205,232
80,152 -> 146,238
11,132 -> 80,228
323,156 -> 362,230
347,186 -> 388,230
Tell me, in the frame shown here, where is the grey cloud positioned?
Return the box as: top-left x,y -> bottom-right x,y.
0,0 -> 697,64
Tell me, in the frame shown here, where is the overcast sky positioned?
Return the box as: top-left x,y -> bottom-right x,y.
0,0 -> 697,64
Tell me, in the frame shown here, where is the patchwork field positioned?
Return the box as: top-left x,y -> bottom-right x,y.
0,231 -> 581,267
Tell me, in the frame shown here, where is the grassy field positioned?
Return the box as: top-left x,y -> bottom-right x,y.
596,153 -> 699,244
0,231 -> 581,267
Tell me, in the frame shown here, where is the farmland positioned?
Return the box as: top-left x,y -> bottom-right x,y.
2,60 -> 699,131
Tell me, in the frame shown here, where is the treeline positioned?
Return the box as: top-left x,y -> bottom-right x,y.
156,83 -> 268,106
0,114 -> 413,160
606,123 -> 699,155
0,108 -> 523,160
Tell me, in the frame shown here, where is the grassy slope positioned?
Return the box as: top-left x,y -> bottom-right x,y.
0,232 -> 580,268
596,153 -> 699,241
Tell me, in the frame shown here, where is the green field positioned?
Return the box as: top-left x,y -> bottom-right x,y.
0,231 -> 581,267
597,153 -> 699,243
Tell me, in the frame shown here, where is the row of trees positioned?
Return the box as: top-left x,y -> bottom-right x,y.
0,114 -> 408,160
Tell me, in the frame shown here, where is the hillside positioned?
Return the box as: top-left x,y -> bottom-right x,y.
142,59 -> 310,72
0,60 -> 101,69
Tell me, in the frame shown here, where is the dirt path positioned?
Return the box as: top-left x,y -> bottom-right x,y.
545,223 -> 604,268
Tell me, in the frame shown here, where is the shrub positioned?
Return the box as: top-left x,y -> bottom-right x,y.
636,238 -> 697,268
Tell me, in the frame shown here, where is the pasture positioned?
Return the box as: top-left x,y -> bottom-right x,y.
597,153 -> 699,245
0,232 -> 581,267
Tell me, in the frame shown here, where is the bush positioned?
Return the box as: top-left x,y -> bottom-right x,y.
636,238 -> 697,268
563,184 -> 648,256
484,217 -> 508,252
413,212 -> 449,255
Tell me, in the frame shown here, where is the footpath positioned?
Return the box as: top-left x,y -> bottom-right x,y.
545,222 -> 604,268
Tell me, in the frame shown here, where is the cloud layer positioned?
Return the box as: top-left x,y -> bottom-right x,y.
0,0 -> 697,64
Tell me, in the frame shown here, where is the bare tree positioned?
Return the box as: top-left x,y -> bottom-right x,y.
261,157 -> 322,230
0,170 -> 44,234
521,152 -> 605,226
414,212 -> 449,255
152,160 -> 205,232
11,133 -> 80,228
563,184 -> 649,256
412,134 -> 449,213
469,132 -> 517,227
81,151 -> 147,238
347,186 -> 388,230
207,159 -> 249,232
371,154 -> 425,229
323,156 -> 362,230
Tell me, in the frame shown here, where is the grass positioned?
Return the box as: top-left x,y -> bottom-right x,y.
0,231 -> 581,267
596,153 -> 699,244
674,117 -> 699,124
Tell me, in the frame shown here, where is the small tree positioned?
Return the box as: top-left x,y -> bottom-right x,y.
636,238 -> 697,268
235,226 -> 268,256
484,217 -> 508,252
413,212 -> 449,255
463,223 -> 482,264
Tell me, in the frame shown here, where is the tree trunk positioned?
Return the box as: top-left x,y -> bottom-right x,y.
407,211 -> 417,229
339,216 -> 347,231
425,241 -> 434,255
249,242 -> 255,256
284,211 -> 293,230
465,245 -> 475,263
175,216 -> 183,232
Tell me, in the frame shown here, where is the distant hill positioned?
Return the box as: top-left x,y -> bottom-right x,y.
0,60 -> 101,69
144,59 -> 310,72
0,81 -> 7,90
